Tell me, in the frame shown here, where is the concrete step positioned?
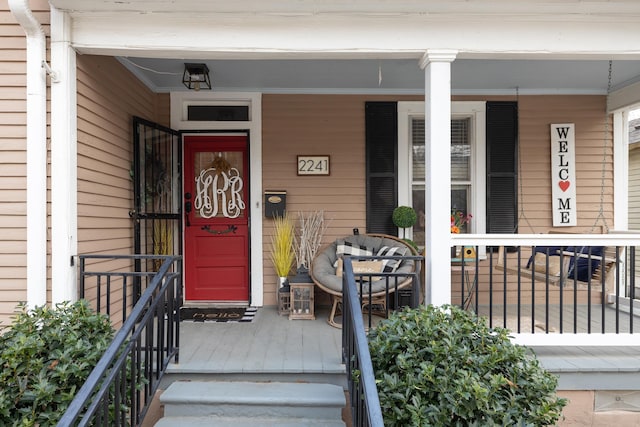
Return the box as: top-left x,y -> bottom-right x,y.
160,370 -> 347,391
155,416 -> 345,427
159,381 -> 345,422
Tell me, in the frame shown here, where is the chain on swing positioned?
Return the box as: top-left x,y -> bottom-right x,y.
589,60 -> 613,234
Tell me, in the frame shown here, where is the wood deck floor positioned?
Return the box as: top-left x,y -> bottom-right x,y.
162,303 -> 640,392
163,305 -> 346,388
475,303 -> 640,334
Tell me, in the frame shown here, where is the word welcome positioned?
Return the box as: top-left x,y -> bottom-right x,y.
550,123 -> 577,226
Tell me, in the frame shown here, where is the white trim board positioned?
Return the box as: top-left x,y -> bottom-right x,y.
171,92 -> 264,307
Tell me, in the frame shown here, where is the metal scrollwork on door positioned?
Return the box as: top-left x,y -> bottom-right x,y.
194,167 -> 245,218
201,225 -> 238,235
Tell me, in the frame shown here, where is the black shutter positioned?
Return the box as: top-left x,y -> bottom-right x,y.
486,101 -> 518,233
365,102 -> 398,235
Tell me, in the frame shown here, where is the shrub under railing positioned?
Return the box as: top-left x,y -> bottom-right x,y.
57,255 -> 181,427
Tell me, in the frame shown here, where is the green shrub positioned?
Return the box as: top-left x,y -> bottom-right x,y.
402,237 -> 419,252
368,305 -> 567,426
0,301 -> 115,426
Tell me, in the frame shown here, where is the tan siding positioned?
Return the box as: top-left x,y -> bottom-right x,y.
261,94 -> 421,305
516,95 -> 614,232
261,94 -> 613,305
75,55 -> 168,323
76,55 -> 166,258
0,3 -> 48,325
155,93 -> 171,127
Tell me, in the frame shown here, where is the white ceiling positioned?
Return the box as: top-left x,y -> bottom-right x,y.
120,57 -> 640,95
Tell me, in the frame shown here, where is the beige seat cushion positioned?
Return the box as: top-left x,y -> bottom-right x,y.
530,253 -> 569,277
336,258 -> 384,281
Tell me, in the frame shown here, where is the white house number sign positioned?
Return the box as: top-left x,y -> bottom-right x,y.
297,155 -> 330,175
194,167 -> 245,218
550,123 -> 577,226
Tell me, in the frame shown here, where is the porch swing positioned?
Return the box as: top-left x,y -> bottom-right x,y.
494,62 -> 620,289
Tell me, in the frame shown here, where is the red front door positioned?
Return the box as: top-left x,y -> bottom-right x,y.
183,135 -> 249,302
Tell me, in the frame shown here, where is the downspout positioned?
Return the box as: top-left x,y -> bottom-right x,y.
9,0 -> 48,308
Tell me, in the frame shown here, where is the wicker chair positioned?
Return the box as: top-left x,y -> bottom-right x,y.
310,233 -> 418,328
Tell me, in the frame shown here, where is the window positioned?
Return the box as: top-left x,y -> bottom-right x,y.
187,105 -> 249,121
398,101 -> 486,248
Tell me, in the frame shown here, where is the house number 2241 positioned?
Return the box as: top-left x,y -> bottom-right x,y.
297,155 -> 330,175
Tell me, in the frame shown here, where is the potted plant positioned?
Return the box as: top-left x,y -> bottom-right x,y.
270,214 -> 296,291
392,206 -> 418,251
450,209 -> 472,257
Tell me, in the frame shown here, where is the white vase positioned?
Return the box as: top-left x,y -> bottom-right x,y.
279,276 -> 290,291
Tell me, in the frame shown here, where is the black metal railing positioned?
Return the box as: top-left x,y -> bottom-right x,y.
79,254 -> 177,324
58,255 -> 182,426
342,254 -> 422,427
449,234 -> 640,335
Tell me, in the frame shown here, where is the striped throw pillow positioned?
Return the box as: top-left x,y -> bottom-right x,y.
376,246 -> 408,273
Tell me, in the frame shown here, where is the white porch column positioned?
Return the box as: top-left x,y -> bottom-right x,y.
50,7 -> 78,303
420,50 -> 457,306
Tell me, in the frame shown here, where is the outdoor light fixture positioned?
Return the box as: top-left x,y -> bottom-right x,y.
182,63 -> 211,91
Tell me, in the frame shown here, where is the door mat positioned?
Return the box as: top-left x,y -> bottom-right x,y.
181,307 -> 257,323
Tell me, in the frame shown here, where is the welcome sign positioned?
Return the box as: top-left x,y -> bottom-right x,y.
550,123 -> 577,226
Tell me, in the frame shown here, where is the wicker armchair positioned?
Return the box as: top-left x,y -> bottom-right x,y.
310,233 -> 418,328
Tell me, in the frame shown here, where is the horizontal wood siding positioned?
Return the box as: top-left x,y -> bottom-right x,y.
77,55 -> 166,255
261,94 -> 420,305
77,55 -> 168,322
517,95 -> 613,232
0,2 -> 49,325
455,94 -> 614,233
261,94 -> 612,306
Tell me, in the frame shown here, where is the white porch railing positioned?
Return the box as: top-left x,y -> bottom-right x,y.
449,233 -> 640,346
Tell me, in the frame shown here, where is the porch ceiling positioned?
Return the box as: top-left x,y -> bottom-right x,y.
120,57 -> 640,96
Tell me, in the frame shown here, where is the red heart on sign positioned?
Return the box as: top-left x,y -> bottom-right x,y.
559,181 -> 570,192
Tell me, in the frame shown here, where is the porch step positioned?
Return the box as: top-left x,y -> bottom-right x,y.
155,416 -> 345,427
533,346 -> 640,391
156,381 -> 346,426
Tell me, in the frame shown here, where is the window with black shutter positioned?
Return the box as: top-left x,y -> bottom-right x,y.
366,100 -> 517,241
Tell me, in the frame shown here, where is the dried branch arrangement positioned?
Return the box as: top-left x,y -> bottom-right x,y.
294,210 -> 329,270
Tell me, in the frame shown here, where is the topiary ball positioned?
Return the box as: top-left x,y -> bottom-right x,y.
392,206 -> 418,229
